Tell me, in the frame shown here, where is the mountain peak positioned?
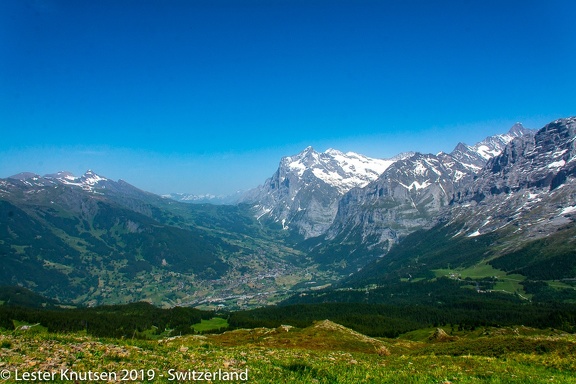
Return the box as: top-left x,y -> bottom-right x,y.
8,172 -> 40,180
507,122 -> 530,137
453,142 -> 470,152
82,169 -> 103,178
324,148 -> 344,156
44,171 -> 76,180
242,146 -> 401,238
81,170 -> 108,185
302,146 -> 316,154
449,123 -> 536,171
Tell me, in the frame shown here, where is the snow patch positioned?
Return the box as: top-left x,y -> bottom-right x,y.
409,180 -> 431,190
453,170 -> 467,182
256,208 -> 271,221
285,147 -> 397,194
475,145 -> 501,160
413,161 -> 427,176
559,206 -> 576,215
287,160 -> 307,176
552,149 -> 568,157
82,172 -> 108,185
548,160 -> 566,169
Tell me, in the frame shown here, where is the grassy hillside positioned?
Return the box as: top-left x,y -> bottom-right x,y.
0,190 -> 321,308
1,322 -> 575,383
2,294 -> 575,382
0,286 -> 61,309
318,222 -> 576,305
230,300 -> 576,337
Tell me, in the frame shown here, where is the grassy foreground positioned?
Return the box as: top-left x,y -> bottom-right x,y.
1,321 -> 575,383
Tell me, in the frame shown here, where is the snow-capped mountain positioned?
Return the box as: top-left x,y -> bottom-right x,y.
337,116 -> 576,285
242,123 -> 538,244
448,117 -> 576,239
1,170 -> 165,218
325,153 -> 456,247
301,123 -> 537,269
278,146 -> 401,194
302,118 -> 576,299
328,123 -> 537,241
449,123 -> 535,173
3,170 -> 116,192
44,170 -> 110,192
3,170 -> 110,195
240,147 -> 410,238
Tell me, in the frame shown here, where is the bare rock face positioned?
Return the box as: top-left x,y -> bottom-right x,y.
242,119 -> 572,273
448,117 -> 576,240
429,328 -> 457,342
455,118 -> 576,201
323,123 -> 538,251
450,123 -> 534,173
326,153 -> 457,248
240,147 -> 404,238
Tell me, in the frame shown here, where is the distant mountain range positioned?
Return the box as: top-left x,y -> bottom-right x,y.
240,122 -> 540,271
162,191 -> 244,205
282,117 -> 576,306
0,169 -> 310,308
242,123 -> 533,240
2,117 -> 575,308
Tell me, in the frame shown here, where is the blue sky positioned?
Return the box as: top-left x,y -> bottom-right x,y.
1,0 -> 575,195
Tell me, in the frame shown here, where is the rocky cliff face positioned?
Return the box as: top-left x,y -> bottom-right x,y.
302,123 -> 538,267
240,147 -> 406,238
324,124 -> 538,248
325,153 -> 456,247
447,117 -> 576,240
449,123 -> 533,172
243,122 -> 538,265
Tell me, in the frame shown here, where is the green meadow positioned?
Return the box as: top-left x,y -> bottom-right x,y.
1,321 -> 575,383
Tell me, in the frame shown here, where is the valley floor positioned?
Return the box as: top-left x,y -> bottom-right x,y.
1,323 -> 575,383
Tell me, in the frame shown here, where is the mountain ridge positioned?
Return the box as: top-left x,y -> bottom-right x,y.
290,123 -> 538,271
0,171 -> 319,308
2,117 -> 574,310
239,122 -> 537,250
282,117 -> 576,307
239,148 -> 411,238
